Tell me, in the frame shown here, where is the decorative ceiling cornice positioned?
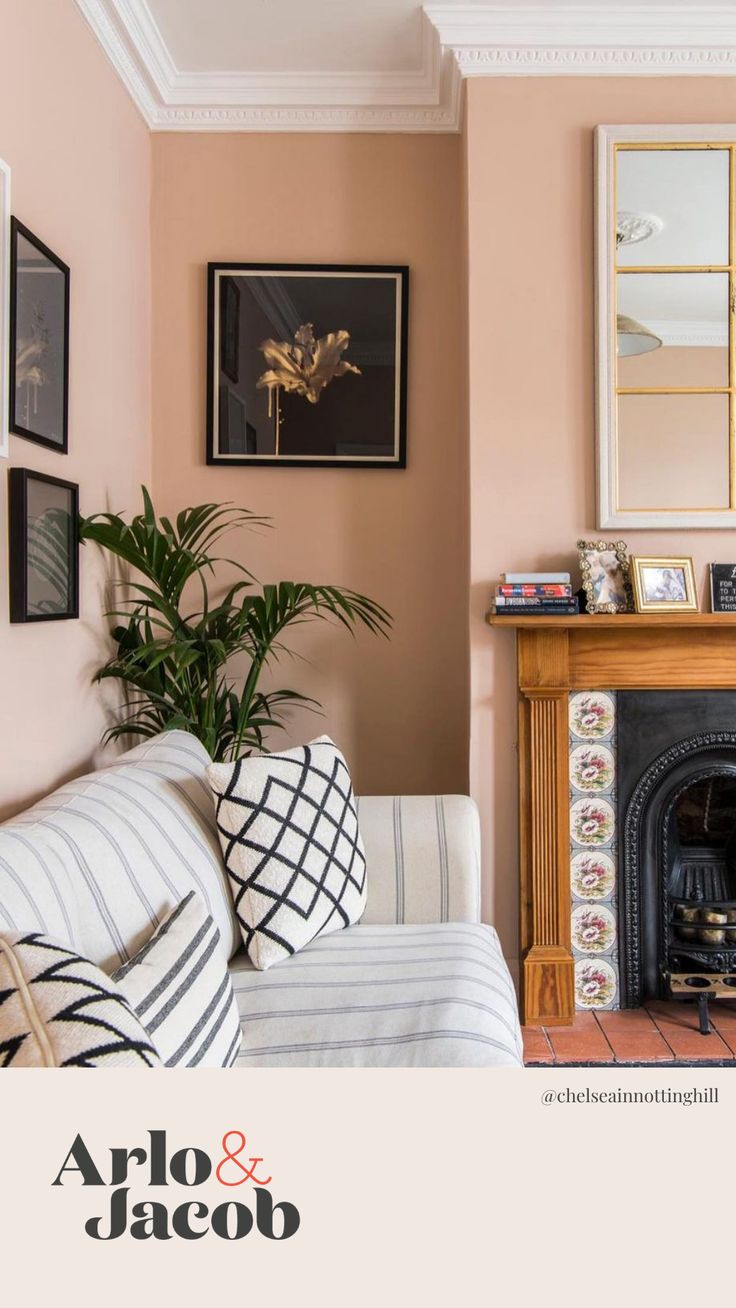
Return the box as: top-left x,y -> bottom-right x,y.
75,2 -> 736,134
75,0 -> 462,130
426,4 -> 736,78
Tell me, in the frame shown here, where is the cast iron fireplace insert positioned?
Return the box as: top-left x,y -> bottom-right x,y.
618,691 -> 736,1007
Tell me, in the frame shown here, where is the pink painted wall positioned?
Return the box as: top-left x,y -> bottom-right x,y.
466,77 -> 736,968
150,132 -> 468,798
0,1 -> 151,818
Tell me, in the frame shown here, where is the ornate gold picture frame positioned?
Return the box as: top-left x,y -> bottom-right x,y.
630,555 -> 698,613
578,538 -> 633,614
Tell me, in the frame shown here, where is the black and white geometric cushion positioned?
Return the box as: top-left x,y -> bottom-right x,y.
207,737 -> 367,970
112,892 -> 242,1067
0,934 -> 162,1068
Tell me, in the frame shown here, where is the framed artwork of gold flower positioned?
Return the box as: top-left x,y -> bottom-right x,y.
206,263 -> 408,467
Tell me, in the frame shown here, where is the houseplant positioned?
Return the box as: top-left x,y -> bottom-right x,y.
79,488 -> 391,761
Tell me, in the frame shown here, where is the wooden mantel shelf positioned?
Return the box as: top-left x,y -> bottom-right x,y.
488,612 -> 736,628
493,608 -> 736,1030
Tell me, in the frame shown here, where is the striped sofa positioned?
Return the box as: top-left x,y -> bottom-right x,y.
0,732 -> 522,1068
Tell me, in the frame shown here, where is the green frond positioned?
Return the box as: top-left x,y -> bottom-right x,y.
80,487 -> 390,762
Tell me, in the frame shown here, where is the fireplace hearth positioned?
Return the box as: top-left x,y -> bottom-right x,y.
618,692 -> 736,1008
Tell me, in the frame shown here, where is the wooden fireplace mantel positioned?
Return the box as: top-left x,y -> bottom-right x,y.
488,612 -> 736,1026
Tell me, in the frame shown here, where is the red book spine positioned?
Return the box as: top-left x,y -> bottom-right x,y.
496,584 -> 571,597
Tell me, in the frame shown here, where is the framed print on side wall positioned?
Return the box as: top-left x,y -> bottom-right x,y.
9,217 -> 70,453
8,468 -> 79,622
206,263 -> 409,468
0,157 -> 10,459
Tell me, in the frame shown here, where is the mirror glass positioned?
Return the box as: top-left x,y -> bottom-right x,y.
617,394 -> 730,510
616,148 -> 729,267
617,272 -> 729,389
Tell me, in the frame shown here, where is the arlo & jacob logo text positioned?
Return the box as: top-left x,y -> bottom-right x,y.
52,1129 -> 301,1242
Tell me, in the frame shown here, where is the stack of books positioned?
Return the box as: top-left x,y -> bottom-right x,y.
492,572 -> 579,616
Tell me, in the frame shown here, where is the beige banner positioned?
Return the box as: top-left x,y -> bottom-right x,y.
0,1068 -> 730,1303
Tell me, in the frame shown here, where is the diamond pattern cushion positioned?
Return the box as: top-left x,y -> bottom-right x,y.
0,934 -> 162,1067
112,892 -> 242,1068
208,737 -> 367,971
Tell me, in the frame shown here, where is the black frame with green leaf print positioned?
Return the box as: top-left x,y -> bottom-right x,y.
8,468 -> 79,622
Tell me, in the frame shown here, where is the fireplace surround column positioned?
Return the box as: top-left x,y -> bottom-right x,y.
518,629 -> 574,1024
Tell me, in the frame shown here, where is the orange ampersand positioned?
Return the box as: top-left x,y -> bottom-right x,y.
215,1130 -> 272,1187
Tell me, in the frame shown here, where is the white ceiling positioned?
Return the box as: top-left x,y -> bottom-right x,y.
75,3 -> 736,132
148,0 -> 437,75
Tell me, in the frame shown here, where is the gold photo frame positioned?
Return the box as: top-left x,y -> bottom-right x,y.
630,556 -> 698,613
577,539 -> 633,614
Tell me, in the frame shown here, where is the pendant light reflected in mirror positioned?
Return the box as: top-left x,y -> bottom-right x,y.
616,313 -> 662,356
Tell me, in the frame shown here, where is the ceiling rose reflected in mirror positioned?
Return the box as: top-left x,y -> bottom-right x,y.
616,210 -> 664,357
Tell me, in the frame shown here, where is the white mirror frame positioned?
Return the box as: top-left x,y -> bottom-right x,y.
0,156 -> 9,459
595,123 -> 736,529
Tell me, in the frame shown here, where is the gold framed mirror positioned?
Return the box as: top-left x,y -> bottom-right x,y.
596,124 -> 736,528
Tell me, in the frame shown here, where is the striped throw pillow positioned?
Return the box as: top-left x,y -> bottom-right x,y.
113,893 -> 242,1068
0,730 -> 240,972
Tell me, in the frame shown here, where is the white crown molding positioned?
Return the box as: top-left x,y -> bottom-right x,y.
426,5 -> 736,77
75,2 -> 736,134
75,0 -> 462,130
75,0 -> 160,122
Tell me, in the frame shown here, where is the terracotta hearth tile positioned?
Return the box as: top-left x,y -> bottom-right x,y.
595,1010 -> 671,1062
546,1011 -> 614,1063
595,1008 -> 657,1031
646,1001 -> 734,1060
522,1027 -> 554,1064
704,1001 -> 736,1054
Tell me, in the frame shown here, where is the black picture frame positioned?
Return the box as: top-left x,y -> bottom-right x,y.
8,467 -> 79,622
9,217 -> 70,454
206,262 -> 409,468
710,563 -> 736,612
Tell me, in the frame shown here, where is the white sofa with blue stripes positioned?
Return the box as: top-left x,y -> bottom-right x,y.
0,732 -> 523,1068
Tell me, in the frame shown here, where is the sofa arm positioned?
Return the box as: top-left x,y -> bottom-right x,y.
355,795 -> 481,926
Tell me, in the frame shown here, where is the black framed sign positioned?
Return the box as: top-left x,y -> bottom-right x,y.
8,468 -> 79,622
206,262 -> 408,467
9,217 -> 70,453
710,563 -> 736,612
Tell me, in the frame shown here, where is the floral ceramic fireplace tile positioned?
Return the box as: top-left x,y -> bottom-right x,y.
569,691 -> 620,1010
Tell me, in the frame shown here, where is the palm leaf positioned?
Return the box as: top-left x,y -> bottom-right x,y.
80,486 -> 391,762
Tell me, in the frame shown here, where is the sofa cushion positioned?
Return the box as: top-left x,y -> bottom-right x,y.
0,933 -> 162,1068
0,731 -> 239,973
208,737 -> 367,971
356,795 -> 482,926
113,892 -> 242,1068
228,922 -> 523,1067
